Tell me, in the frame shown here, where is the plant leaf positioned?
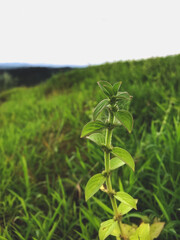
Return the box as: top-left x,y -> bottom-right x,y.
115,191 -> 137,210
118,200 -> 138,215
113,81 -> 122,95
129,233 -> 139,240
87,133 -> 105,146
110,157 -> 125,170
85,174 -> 106,201
115,110 -> 133,133
93,99 -> 109,120
110,222 -> 120,237
116,91 -> 132,100
99,219 -> 117,240
130,223 -> 151,240
112,147 -> 135,171
81,120 -> 106,138
150,222 -> 165,240
153,194 -> 170,222
112,223 -> 137,238
98,81 -> 114,97
137,223 -> 150,240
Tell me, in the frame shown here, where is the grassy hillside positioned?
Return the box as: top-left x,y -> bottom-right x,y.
0,55 -> 180,239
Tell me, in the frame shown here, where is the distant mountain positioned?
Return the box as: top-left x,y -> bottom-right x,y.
0,63 -> 65,69
0,63 -> 30,69
0,63 -> 86,70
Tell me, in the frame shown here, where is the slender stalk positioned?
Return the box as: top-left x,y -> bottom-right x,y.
104,111 -> 125,239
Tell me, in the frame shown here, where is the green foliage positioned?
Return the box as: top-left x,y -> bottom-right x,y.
87,133 -> 105,146
97,81 -> 114,97
130,223 -> 150,240
112,147 -> 135,171
115,192 -> 137,210
99,219 -> 117,240
150,222 -> 165,240
93,99 -> 109,120
115,110 -> 133,133
85,174 -> 106,201
0,54 -> 180,239
112,81 -> 122,95
0,72 -> 19,91
110,157 -> 125,170
118,201 -> 137,216
81,81 -> 165,240
81,120 -> 106,138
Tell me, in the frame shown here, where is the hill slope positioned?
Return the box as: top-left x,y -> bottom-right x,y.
0,54 -> 180,239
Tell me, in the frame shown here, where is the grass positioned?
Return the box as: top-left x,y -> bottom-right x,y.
0,54 -> 180,239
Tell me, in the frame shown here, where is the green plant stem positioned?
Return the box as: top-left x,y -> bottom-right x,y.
104,111 -> 125,239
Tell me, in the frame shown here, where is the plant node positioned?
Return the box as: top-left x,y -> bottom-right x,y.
108,189 -> 116,197
114,213 -> 122,222
101,145 -> 112,153
110,96 -> 116,105
111,105 -> 118,112
102,170 -> 111,177
106,122 -> 115,130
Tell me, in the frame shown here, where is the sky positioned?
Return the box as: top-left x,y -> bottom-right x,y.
0,0 -> 180,66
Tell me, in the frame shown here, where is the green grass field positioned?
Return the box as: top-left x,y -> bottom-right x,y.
0,55 -> 180,239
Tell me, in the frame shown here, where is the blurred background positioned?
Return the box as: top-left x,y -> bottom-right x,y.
0,0 -> 180,239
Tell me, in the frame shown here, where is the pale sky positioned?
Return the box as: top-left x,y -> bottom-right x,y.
0,0 -> 180,66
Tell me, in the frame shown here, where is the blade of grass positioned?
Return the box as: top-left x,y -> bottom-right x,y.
153,193 -> 170,222
21,156 -> 30,198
